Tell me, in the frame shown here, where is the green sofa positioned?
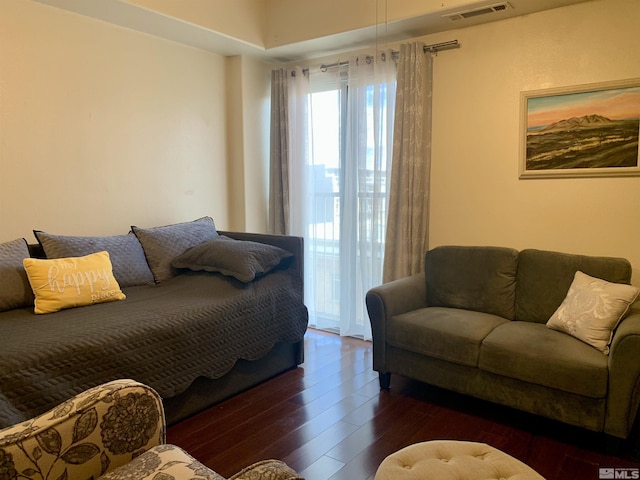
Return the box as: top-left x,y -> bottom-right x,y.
366,246 -> 640,439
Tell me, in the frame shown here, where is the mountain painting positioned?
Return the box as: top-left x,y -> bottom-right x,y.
523,82 -> 640,176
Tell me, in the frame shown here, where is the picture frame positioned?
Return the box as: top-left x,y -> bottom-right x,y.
519,78 -> 640,179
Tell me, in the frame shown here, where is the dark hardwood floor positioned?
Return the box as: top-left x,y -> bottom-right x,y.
167,329 -> 640,479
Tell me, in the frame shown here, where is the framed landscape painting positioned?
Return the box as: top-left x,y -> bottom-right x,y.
519,78 -> 640,178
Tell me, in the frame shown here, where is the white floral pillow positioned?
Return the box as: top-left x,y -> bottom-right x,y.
547,271 -> 640,354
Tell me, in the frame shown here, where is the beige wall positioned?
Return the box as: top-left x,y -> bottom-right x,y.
128,0 -> 266,49
284,0 -> 640,283
424,0 -> 640,282
224,56 -> 271,233
2,0 -> 638,283
0,0 -> 229,240
264,0 -> 498,49
238,56 -> 272,233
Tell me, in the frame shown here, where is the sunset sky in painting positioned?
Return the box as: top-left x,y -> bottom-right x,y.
527,85 -> 640,129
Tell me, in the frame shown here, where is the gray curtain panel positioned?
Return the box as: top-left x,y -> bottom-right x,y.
383,42 -> 433,283
269,68 -> 290,235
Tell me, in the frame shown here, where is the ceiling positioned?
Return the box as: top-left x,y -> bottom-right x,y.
33,0 -> 595,63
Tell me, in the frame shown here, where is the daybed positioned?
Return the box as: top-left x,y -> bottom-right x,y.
0,216 -> 308,429
366,245 -> 640,439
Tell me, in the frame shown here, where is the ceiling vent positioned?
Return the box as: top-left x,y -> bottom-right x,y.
442,2 -> 511,21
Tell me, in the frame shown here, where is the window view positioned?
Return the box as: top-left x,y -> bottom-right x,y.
304,75 -> 393,339
307,88 -> 343,332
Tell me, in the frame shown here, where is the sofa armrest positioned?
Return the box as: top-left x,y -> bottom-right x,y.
0,379 -> 165,480
229,459 -> 304,480
219,231 -> 304,281
100,444 -> 227,480
606,305 -> 640,438
100,447 -> 301,480
365,273 -> 427,374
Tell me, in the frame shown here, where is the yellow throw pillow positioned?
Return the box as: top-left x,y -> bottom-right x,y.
23,251 -> 126,314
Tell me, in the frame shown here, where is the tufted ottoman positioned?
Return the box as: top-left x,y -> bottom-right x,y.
375,440 -> 545,480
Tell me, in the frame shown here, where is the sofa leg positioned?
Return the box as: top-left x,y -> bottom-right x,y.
379,372 -> 391,390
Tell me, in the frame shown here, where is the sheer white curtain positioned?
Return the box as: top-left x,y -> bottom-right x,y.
269,67 -> 311,236
278,53 -> 396,340
287,67 -> 312,239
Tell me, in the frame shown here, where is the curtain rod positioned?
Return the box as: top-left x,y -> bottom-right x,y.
317,39 -> 460,73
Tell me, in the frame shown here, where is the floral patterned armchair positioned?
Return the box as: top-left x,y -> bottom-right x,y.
0,379 -> 302,480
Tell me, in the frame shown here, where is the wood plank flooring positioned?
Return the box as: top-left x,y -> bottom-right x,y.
167,329 -> 640,479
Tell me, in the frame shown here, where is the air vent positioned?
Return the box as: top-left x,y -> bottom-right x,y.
443,2 -> 511,21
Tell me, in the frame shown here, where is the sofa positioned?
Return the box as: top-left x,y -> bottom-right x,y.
0,217 -> 308,429
0,378 -> 303,480
366,245 -> 640,439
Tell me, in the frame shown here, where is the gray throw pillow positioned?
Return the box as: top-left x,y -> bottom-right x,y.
132,216 -> 219,283
171,236 -> 293,282
0,238 -> 35,311
34,231 -> 155,288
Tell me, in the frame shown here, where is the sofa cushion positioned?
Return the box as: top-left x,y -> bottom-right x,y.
132,216 -> 219,283
23,251 -> 126,314
515,249 -> 632,324
0,238 -> 34,312
171,235 -> 293,282
547,271 -> 639,354
424,246 -> 519,319
34,230 -> 154,287
479,321 -> 609,398
388,307 -> 508,367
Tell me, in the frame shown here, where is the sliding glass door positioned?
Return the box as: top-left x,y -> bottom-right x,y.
293,59 -> 395,339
